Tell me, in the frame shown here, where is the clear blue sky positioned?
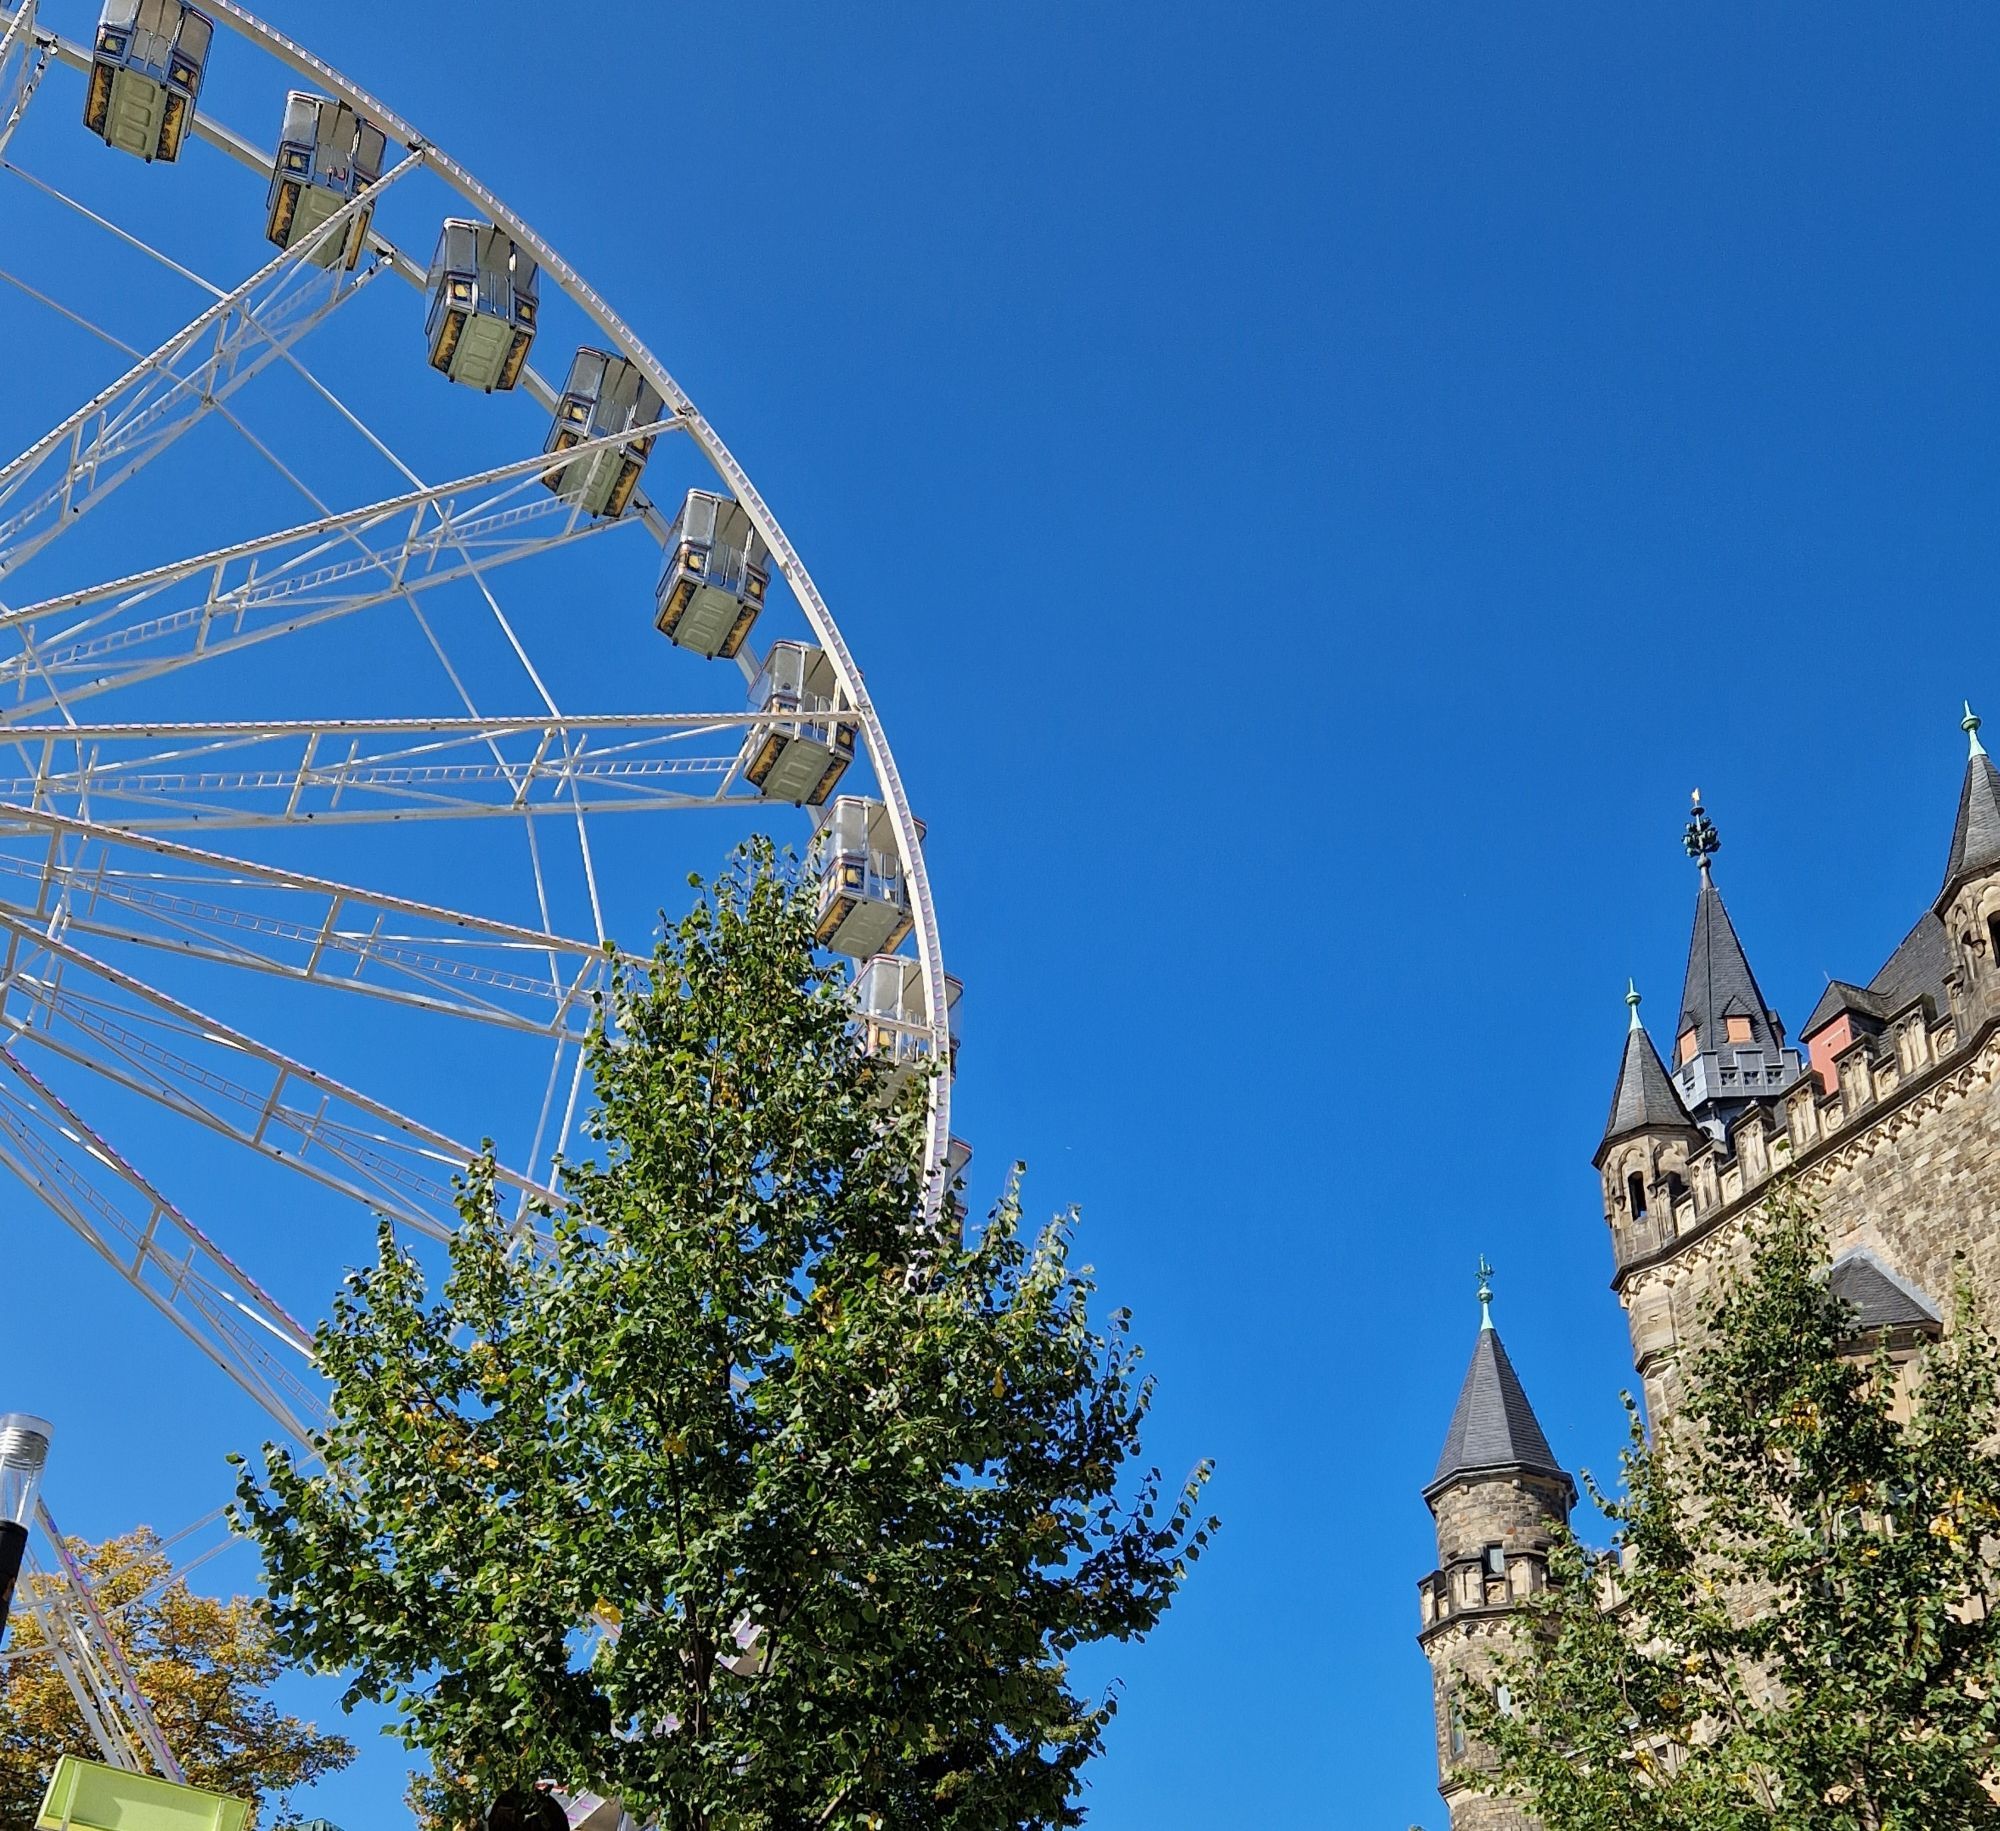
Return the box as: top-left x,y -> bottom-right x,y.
6,4 -> 2000,1827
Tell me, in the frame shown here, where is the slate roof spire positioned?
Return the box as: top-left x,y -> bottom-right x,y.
1938,702 -> 2000,908
1425,1272 -> 1574,1505
1677,792 -> 1785,1063
1596,981 -> 1697,1162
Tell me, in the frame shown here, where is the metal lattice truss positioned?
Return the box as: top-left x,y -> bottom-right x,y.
0,441 -> 641,719
0,157 -> 414,581
0,1 -> 49,161
0,713 -> 763,826
12,1500 -> 185,1780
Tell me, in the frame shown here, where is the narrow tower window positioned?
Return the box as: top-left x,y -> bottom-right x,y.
1628,1171 -> 1648,1221
1482,1542 -> 1506,1578
1987,915 -> 2000,967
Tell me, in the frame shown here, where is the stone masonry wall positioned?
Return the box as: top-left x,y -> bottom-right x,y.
1621,1024 -> 2000,1413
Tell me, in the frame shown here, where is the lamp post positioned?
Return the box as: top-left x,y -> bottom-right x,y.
0,1413 -> 52,1648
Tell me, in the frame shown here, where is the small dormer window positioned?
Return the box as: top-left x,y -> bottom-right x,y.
1678,1028 -> 1699,1064
1726,1015 -> 1754,1044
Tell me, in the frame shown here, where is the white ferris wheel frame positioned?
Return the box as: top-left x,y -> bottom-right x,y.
0,0 -> 953,1268
0,0 -> 957,1771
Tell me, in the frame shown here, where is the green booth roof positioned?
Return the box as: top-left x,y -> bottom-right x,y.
36,1756 -> 250,1831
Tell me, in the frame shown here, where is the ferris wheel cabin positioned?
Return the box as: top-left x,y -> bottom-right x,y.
655,489 -> 770,660
264,93 -> 385,270
426,220 -> 540,392
744,642 -> 855,806
542,349 -> 663,518
813,796 -> 914,957
83,0 -> 212,162
855,953 -> 961,1095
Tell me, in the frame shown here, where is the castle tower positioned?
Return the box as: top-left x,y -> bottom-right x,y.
1668,793 -> 1803,1130
1417,1269 -> 1574,1831
1595,983 -> 1703,1260
1935,704 -> 2000,1033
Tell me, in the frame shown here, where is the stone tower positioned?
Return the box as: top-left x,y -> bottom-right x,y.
1416,1272 -> 1573,1831
1411,707 -> 2000,1824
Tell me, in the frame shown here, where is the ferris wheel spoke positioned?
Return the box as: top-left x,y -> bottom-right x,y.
0,807 -> 616,1036
0,713 -> 761,829
0,153 -> 418,580
0,1048 -> 326,1445
0,2 -> 50,161
0,913 -> 562,1241
0,448 -> 632,721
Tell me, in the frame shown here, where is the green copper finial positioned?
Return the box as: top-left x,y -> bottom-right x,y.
1477,1256 -> 1494,1330
1683,789 -> 1720,873
1626,978 -> 1643,1032
1966,701 -> 1987,760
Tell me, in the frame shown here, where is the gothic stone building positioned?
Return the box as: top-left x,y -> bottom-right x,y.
1415,710 -> 2000,1830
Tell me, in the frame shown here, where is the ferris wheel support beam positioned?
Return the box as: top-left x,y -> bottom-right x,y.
188,0 -> 957,1203
0,475 -> 631,725
0,0 -> 49,161
0,1050 -> 323,1443
0,804 -> 616,1036
0,914 -> 563,1239
0,712 -> 765,828
0,153 -> 414,579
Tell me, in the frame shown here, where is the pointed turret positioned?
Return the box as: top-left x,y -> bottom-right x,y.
1418,1269 -> 1572,1829
1596,984 -> 1705,1271
1933,703 -> 2000,1031
1667,793 -> 1803,1123
1597,981 -> 1697,1162
1937,703 -> 2000,910
1425,1307 -> 1572,1503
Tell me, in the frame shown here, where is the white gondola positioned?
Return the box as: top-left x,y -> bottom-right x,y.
654,489 -> 771,659
541,349 -> 663,518
425,219 -> 539,392
264,92 -> 384,269
813,797 -> 914,957
83,0 -> 212,162
855,953 -> 961,1096
743,643 -> 853,806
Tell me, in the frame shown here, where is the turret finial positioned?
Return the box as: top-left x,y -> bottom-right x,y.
1477,1256 -> 1494,1330
1626,978 -> 1643,1031
1965,702 -> 1987,760
1684,789 -> 1720,874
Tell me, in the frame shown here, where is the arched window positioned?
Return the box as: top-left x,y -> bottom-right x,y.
1628,1171 -> 1648,1221
1987,914 -> 2000,968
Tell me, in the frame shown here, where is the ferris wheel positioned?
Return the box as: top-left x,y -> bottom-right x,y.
0,0 -> 959,1605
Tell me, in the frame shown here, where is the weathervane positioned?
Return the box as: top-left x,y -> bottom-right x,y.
1683,788 -> 1720,873
1477,1256 -> 1494,1330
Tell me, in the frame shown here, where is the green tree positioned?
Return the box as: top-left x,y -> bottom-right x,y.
0,1529 -> 354,1828
232,846 -> 1214,1831
1464,1194 -> 2000,1830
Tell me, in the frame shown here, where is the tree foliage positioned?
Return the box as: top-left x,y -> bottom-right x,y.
232,846 -> 1214,1831
0,1529 -> 354,1828
1465,1193 -> 2000,1830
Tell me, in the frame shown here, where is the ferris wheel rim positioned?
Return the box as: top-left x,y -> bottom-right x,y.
0,0 -> 954,1187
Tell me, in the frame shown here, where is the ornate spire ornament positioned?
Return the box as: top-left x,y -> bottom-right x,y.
1966,701 -> 1986,760
1626,978 -> 1643,1032
1477,1256 -> 1494,1330
1684,789 -> 1720,875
